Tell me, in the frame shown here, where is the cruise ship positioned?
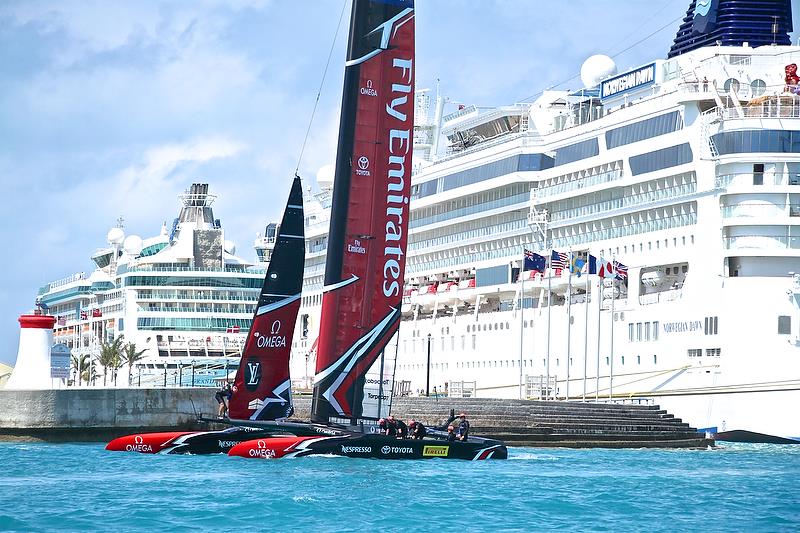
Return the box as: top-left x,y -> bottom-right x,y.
33,0 -> 799,441
36,183 -> 274,386
289,0 -> 800,442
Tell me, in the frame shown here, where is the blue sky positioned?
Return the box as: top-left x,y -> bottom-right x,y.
0,0 -> 798,365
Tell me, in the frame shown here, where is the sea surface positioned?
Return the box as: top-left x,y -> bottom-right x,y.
1,442 -> 798,532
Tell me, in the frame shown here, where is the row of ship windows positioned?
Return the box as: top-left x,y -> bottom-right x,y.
412,112 -> 684,202
409,215 -> 527,253
598,234 -> 694,258
711,129 -> 800,155
410,183 -> 530,229
125,276 -> 264,289
627,322 -> 660,343
137,289 -> 257,301
137,318 -> 252,330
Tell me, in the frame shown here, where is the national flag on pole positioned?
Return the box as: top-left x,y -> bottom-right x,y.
80,311 -> 88,320
92,309 -> 102,318
597,257 -> 615,278
56,315 -> 66,326
550,250 -> 568,270
614,261 -> 629,280
585,254 -> 598,275
570,254 -> 586,277
523,249 -> 546,272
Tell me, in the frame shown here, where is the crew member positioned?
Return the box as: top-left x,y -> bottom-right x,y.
215,382 -> 233,418
378,417 -> 397,436
389,415 -> 407,439
456,412 -> 470,442
446,425 -> 457,442
408,419 -> 427,440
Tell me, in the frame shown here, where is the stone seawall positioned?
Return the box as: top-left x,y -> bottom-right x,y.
0,388 -> 219,441
0,390 -> 712,448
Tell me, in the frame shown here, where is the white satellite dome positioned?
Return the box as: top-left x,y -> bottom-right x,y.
123,235 -> 144,256
107,227 -> 125,245
316,163 -> 335,191
580,55 -> 617,88
224,240 -> 236,255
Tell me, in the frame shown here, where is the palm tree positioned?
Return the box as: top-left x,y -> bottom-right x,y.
122,342 -> 147,386
71,354 -> 91,386
98,337 -> 125,386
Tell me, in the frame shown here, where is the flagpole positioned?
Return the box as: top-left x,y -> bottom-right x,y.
566,253 -> 572,401
583,262 -> 590,401
519,249 -> 524,400
595,270 -> 602,402
546,251 -> 552,400
609,273 -> 616,401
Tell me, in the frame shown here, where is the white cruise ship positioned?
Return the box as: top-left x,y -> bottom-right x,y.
287,1 -> 800,442
36,183 -> 274,386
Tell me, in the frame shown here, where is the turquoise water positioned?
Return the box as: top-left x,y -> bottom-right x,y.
1,443 -> 798,532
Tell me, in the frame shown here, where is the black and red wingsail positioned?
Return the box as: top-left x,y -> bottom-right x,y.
228,175 -> 305,421
311,0 -> 415,425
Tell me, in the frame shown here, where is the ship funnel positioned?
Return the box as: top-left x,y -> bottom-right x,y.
5,314 -> 57,389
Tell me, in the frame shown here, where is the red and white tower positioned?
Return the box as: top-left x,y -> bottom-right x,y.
5,314 -> 57,389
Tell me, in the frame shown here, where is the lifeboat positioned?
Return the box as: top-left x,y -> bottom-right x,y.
436,281 -> 459,306
456,278 -> 478,305
416,283 -> 439,311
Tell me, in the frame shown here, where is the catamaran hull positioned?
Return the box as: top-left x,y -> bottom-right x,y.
228,432 -> 508,460
105,426 -> 303,455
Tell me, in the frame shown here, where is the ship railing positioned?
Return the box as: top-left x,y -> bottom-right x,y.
721,203 -> 800,218
723,235 -> 800,250
121,264 -> 265,274
448,381 -> 476,398
525,375 -> 557,400
716,172 -> 800,188
533,170 -> 624,200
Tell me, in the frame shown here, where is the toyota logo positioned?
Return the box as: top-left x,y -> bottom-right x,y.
358,156 -> 369,170
134,435 -> 144,444
381,445 -> 390,454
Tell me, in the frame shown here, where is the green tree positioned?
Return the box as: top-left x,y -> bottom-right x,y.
122,342 -> 146,386
71,354 -> 89,386
98,336 -> 125,386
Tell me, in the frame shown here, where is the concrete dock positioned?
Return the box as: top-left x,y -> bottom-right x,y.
0,389 -> 712,447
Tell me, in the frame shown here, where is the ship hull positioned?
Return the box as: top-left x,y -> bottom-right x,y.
228,429 -> 507,460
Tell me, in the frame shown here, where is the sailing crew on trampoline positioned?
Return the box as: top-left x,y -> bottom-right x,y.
456,413 -> 470,442
408,419 -> 427,439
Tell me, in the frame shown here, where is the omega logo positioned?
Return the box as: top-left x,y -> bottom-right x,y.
360,79 -> 377,97
271,320 -> 281,335
134,435 -> 144,444
257,440 -> 267,449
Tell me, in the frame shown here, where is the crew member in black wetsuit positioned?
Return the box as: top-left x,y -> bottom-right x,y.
408,419 -> 427,440
446,425 -> 457,442
215,382 -> 233,418
390,416 -> 407,439
378,418 -> 397,436
456,412 -> 470,442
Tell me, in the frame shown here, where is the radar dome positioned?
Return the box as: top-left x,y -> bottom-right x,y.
107,227 -> 125,245
123,235 -> 143,256
224,240 -> 236,255
580,55 -> 617,88
316,163 -> 335,191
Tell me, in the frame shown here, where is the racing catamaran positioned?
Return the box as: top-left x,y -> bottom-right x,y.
106,175 -> 315,454
228,0 -> 507,461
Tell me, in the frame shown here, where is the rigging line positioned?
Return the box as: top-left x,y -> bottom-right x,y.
517,12 -> 685,103
605,0 -> 678,58
294,0 -> 349,177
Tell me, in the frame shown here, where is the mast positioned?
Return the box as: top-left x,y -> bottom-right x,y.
311,0 -> 415,425
228,176 -> 304,421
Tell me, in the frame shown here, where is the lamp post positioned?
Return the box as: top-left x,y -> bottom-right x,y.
191,360 -> 196,387
528,205 -> 550,399
426,333 -> 432,397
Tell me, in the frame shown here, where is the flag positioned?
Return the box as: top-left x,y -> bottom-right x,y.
80,311 -> 88,320
585,254 -> 598,275
597,257 -> 614,278
614,261 -> 629,280
92,309 -> 102,318
57,315 -> 66,326
523,249 -> 546,272
570,255 -> 586,277
550,250 -> 567,270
